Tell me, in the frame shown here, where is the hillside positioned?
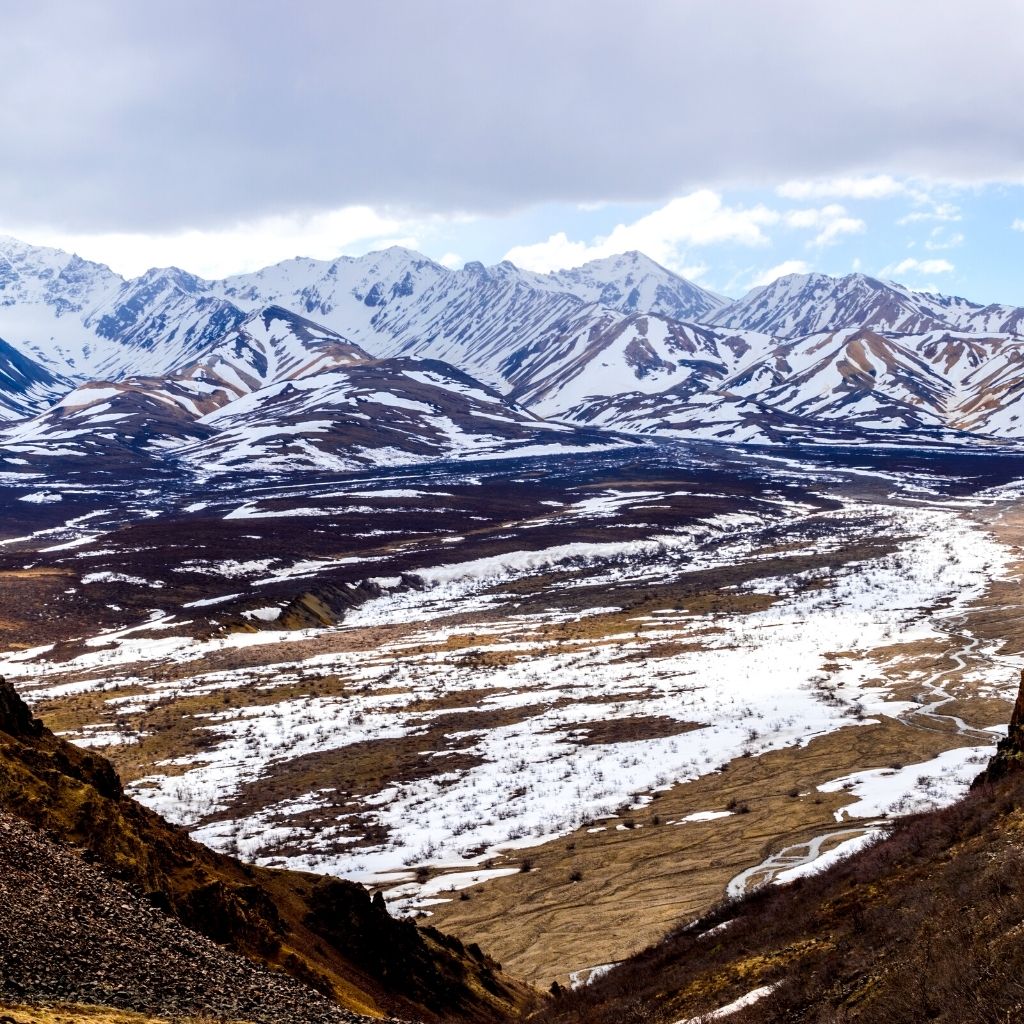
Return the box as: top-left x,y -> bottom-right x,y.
0,679 -> 529,1024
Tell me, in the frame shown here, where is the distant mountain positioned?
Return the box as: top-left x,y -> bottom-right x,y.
0,236 -> 251,382
3,300 -> 625,477
709,272 -> 1017,338
504,307 -> 767,417
0,235 -> 124,378
177,356 -> 624,479
724,328 -> 955,432
7,233 -> 1024,465
215,248 -> 725,387
85,266 -> 248,368
536,251 -> 728,321
0,306 -> 374,465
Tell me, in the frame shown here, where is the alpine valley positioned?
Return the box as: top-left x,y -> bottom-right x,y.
6,233 -> 1024,1023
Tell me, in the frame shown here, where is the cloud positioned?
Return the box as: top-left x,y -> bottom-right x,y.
503,190 -> 779,273
750,260 -> 813,288
811,216 -> 866,247
1013,219 -> 1024,232
781,204 -> 866,246
897,203 -> 962,225
777,175 -> 906,200
924,229 -> 965,251
5,1 -> 1024,232
882,257 -> 955,277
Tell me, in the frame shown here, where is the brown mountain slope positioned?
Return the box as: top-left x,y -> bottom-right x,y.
0,679 -> 530,1024
534,681 -> 1024,1024
0,809 -> 368,1023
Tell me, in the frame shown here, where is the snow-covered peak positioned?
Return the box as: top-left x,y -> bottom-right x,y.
540,251 -> 729,321
133,265 -> 207,295
711,271 -> 987,338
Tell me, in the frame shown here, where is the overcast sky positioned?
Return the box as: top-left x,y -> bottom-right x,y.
4,0 -> 1024,299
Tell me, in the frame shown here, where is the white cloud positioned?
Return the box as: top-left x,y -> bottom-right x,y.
782,204 -> 866,247
677,263 -> 710,282
1012,218 -> 1024,232
813,216 -> 865,247
924,229 -> 964,251
882,257 -> 955,277
438,251 -> 464,269
750,259 -> 813,287
11,5 -> 1024,234
0,207 -> 458,278
777,175 -> 906,200
897,202 -> 961,225
503,190 -> 780,273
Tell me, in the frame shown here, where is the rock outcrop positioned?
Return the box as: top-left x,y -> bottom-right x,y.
0,676 -> 42,738
973,668 -> 1024,787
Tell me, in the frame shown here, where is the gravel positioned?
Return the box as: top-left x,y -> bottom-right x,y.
0,810 -> 391,1023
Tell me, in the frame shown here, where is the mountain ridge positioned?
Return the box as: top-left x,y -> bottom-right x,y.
6,234 -> 1024,466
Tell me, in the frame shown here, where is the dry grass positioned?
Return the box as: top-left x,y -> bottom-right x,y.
422,715 -> 962,985
0,1004 -> 257,1024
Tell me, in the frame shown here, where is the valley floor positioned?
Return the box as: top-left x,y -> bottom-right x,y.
2,442 -> 1023,987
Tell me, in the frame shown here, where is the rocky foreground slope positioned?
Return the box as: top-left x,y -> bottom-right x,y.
0,811 -> 369,1024
0,680 -> 529,1024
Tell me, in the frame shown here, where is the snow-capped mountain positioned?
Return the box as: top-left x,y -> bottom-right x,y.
0,307 -> 375,461
537,251 -> 728,321
503,307 -> 768,417
709,272 -> 1014,338
177,357 -> 621,479
0,236 -> 250,382
216,247 -> 452,352
214,248 -> 724,387
0,235 -> 124,378
8,231 -> 1024,472
84,267 -> 248,369
724,328 -> 955,432
2,298 -> 626,477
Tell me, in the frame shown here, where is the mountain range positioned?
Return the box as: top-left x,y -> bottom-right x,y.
4,232 -> 1024,479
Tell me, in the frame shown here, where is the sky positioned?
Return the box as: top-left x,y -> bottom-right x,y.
3,0 -> 1024,302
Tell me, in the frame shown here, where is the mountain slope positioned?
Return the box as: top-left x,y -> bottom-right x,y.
0,307 -> 376,467
537,251 -> 728,321
0,679 -> 527,1022
0,336 -> 72,421
536,689 -> 1024,1024
85,266 -> 249,372
0,237 -> 251,383
179,356 -> 624,478
8,234 -> 1024,453
504,308 -> 767,416
0,809 -> 370,1023
0,235 -> 125,378
728,328 -> 957,431
215,248 -> 725,388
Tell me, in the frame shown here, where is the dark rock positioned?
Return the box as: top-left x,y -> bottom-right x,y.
0,677 -> 42,738
974,668 -> 1024,786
